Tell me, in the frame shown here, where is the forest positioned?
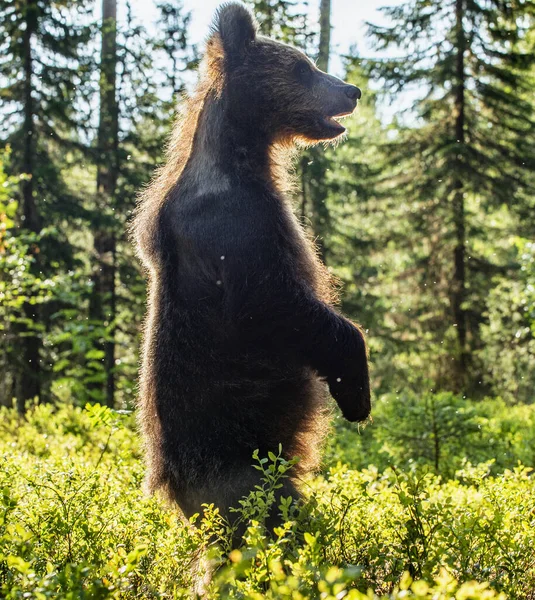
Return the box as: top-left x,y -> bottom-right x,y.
0,0 -> 534,598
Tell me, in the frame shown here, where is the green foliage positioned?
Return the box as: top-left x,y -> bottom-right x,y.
0,0 -> 196,410
0,148 -> 98,408
359,0 -> 535,393
0,0 -> 95,223
0,403 -> 534,598
480,237 -> 535,402
328,392 -> 535,479
244,0 -> 317,49
0,147 -> 115,407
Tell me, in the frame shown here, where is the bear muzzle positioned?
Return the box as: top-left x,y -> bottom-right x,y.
316,74 -> 361,137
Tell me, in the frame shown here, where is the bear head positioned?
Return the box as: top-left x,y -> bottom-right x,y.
206,2 -> 361,144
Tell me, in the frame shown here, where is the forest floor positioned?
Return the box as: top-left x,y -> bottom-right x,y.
1,399 -> 534,599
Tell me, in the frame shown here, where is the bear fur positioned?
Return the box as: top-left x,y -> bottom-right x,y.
132,2 -> 371,529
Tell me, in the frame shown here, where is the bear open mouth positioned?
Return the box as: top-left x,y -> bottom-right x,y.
323,110 -> 353,135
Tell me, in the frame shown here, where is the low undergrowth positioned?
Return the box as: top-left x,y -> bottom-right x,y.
1,401 -> 534,599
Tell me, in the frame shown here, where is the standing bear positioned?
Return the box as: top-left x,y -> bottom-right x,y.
133,2 -> 371,530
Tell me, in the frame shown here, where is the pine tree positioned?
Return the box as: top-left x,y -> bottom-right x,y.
246,0 -> 316,48
318,0 -> 331,67
155,1 -> 195,104
366,0 -> 535,392
300,0 -> 332,261
0,0 -> 94,411
86,0 -> 196,408
90,0 -> 119,408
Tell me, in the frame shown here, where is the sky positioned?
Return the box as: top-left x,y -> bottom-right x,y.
107,0 -> 399,78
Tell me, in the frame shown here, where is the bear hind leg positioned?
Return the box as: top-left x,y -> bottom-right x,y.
176,466 -> 301,547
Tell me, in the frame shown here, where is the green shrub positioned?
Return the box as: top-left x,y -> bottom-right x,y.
1,402 -> 534,598
327,392 -> 535,478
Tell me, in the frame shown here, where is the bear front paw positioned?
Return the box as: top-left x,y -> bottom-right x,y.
328,374 -> 371,422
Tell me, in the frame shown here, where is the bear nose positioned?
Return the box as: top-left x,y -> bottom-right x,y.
344,85 -> 361,100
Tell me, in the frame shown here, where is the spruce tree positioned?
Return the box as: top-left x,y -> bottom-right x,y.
90,0 -> 118,408
246,0 -> 316,48
86,0 -> 196,408
155,1 -> 195,104
366,0 -> 535,392
300,0 -> 332,261
0,0 -> 94,411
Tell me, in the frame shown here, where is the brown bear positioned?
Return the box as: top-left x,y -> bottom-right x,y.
133,2 -> 370,532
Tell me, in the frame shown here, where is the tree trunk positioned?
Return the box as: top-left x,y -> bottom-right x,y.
452,0 -> 467,389
91,0 -> 118,408
317,0 -> 331,72
265,0 -> 273,37
18,0 -> 41,413
301,0 -> 332,262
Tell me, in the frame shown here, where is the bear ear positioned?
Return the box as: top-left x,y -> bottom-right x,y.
211,2 -> 257,67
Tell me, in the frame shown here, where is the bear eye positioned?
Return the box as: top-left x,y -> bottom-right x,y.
295,60 -> 313,83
